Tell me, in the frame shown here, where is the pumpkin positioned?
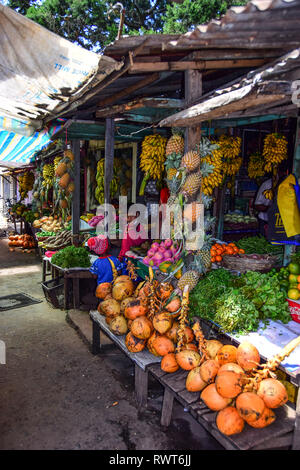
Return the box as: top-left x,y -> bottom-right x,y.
124,299 -> 148,320
147,331 -> 161,356
216,406 -> 245,436
206,339 -> 223,359
99,299 -> 120,318
153,335 -> 175,356
130,316 -> 153,340
109,316 -> 128,336
257,378 -> 288,409
199,359 -> 220,384
236,341 -> 260,371
218,362 -> 244,375
125,332 -> 146,353
236,392 -> 265,423
176,349 -> 201,371
215,370 -> 243,398
201,384 -> 231,411
112,279 -> 135,301
95,282 -> 112,300
153,312 -> 173,335
247,406 -> 276,429
216,345 -> 238,366
186,367 -> 207,392
161,353 -> 179,373
166,321 -> 180,343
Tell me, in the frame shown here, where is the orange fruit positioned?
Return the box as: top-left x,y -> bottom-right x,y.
211,257 -> 216,263
239,249 -> 245,254
298,283 -> 300,290
297,275 -> 300,283
216,255 -> 222,262
227,247 -> 234,255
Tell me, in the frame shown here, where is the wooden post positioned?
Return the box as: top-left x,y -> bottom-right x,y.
184,70 -> 202,152
284,115 -> 300,264
104,118 -> 115,205
72,140 -> 81,245
134,364 -> 148,409
131,142 -> 138,204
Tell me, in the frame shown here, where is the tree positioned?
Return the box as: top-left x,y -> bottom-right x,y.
163,0 -> 249,34
7,0 -> 249,51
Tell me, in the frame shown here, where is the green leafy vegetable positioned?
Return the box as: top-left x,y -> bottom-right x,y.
236,235 -> 283,255
51,246 -> 91,269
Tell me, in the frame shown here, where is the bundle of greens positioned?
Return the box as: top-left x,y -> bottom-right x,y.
236,235 -> 283,255
51,245 -> 91,269
189,267 -> 290,334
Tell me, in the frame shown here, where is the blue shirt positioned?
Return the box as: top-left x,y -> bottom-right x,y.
90,256 -> 125,284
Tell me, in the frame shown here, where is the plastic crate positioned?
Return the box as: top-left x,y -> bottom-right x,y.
287,298 -> 300,324
42,276 -> 65,309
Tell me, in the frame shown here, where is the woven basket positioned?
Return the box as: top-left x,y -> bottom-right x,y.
222,253 -> 280,273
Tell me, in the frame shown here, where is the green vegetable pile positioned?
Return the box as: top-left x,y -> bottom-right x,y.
51,245 -> 91,269
36,231 -> 56,237
189,267 -> 290,334
236,235 -> 283,255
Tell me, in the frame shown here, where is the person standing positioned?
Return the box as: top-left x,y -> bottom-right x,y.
254,177 -> 273,236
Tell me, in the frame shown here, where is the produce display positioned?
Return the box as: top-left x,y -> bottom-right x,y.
18,171 -> 35,200
51,245 -> 91,269
37,230 -> 72,251
235,236 -> 283,255
95,263 -> 299,438
189,268 -> 291,333
247,152 -> 266,181
139,134 -> 167,195
8,234 -> 36,252
210,241 -> 244,264
95,158 -> 119,204
224,212 -> 258,227
32,215 -> 69,232
142,239 -> 182,267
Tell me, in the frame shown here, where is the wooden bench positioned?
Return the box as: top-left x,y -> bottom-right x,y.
90,310 -> 300,450
90,310 -> 161,408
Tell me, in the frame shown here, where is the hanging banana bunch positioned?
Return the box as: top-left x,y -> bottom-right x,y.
217,134 -> 242,178
139,134 -> 167,195
95,158 -> 119,204
18,171 -> 35,200
247,152 -> 266,180
263,133 -> 288,173
201,140 -> 223,195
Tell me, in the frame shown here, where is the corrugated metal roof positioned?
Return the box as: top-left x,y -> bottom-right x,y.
105,0 -> 300,57
159,48 -> 300,126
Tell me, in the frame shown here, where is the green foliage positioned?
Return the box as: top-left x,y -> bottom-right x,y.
51,245 -> 91,268
8,0 -> 248,51
236,235 -> 284,255
163,0 -> 248,34
190,267 -> 291,334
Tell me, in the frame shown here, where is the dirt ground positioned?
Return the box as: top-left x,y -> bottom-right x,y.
0,238 -> 222,450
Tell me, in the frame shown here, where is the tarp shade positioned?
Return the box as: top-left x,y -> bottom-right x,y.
0,117 -> 62,165
0,5 -> 121,132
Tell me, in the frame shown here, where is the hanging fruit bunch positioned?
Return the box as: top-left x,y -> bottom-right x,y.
262,133 -> 288,200
52,149 -> 75,221
31,163 -> 44,214
18,170 -> 35,200
247,152 -> 266,181
218,134 -> 242,191
139,134 -> 167,195
200,140 -> 223,196
95,158 -> 119,205
42,162 -> 55,201
263,133 -> 288,173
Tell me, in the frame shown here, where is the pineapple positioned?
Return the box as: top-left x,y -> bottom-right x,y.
166,130 -> 185,157
197,250 -> 211,271
177,255 -> 205,292
164,152 -> 183,179
181,171 -> 201,197
181,151 -> 200,172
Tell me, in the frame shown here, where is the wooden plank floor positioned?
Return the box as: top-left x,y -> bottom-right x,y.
148,363 -> 295,450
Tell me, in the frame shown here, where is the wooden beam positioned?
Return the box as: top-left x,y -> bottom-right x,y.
184,70 -> 202,152
129,58 -> 267,74
96,97 -> 184,119
97,73 -> 160,108
71,140 -> 81,243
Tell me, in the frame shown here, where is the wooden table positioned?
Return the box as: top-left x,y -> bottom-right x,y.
42,258 -> 97,310
90,310 -> 161,408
